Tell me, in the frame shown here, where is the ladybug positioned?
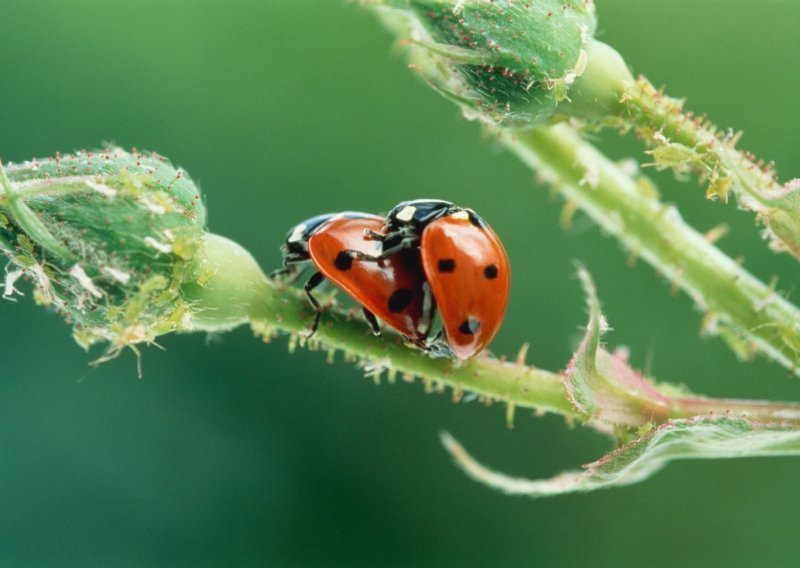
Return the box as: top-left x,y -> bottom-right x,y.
272,212 -> 436,346
352,199 -> 510,360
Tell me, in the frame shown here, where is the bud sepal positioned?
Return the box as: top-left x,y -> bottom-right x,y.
0,149 -> 207,356
370,0 -> 633,127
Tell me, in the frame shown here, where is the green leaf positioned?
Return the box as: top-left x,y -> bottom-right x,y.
564,267 -> 676,428
440,269 -> 800,497
441,416 -> 800,497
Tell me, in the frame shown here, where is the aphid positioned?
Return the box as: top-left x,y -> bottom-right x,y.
273,212 -> 435,345
353,199 -> 510,359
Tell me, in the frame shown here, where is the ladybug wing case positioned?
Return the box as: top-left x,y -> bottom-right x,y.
308,216 -> 433,342
420,215 -> 510,359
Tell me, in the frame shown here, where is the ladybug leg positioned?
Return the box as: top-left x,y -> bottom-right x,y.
376,236 -> 418,258
363,229 -> 385,241
425,331 -> 457,359
272,263 -> 308,286
345,236 -> 419,262
269,265 -> 297,281
402,331 -> 454,358
270,252 -> 309,282
362,307 -> 382,336
344,249 -> 379,262
373,228 -> 419,258
303,270 -> 326,335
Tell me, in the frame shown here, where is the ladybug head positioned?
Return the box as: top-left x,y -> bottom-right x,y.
385,199 -> 489,233
385,199 -> 455,231
281,213 -> 339,256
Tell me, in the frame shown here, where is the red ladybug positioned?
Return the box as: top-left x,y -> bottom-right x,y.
354,200 -> 510,360
273,212 -> 436,346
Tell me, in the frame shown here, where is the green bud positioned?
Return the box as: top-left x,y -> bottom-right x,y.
375,0 -> 632,126
0,149 -> 207,354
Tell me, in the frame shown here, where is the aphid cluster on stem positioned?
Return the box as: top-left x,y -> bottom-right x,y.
273,199 -> 510,360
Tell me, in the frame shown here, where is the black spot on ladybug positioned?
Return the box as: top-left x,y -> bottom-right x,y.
334,251 -> 353,271
438,259 -> 456,273
388,288 -> 413,313
459,318 -> 481,335
484,264 -> 499,279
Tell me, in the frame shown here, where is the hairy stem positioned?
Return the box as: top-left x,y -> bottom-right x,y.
670,396 -> 800,422
619,77 -> 800,259
363,2 -> 800,376
183,234 -> 800,431
501,124 -> 800,376
183,233 -> 575,421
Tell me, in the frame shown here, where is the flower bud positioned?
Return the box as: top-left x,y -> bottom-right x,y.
0,149 -> 207,354
375,0 -> 632,126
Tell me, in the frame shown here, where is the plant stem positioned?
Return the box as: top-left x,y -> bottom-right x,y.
363,3 -> 800,377
670,396 -> 800,422
183,235 -> 800,431
499,124 -> 800,376
620,77 -> 800,259
183,233 -> 575,421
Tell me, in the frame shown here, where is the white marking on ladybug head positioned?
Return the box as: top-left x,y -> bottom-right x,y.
450,210 -> 470,221
288,223 -> 307,243
396,205 -> 417,222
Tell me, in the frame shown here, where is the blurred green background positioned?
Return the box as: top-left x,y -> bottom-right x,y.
2,0 -> 799,565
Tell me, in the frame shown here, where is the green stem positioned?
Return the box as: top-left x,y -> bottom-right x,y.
670,396 -> 800,422
361,4 -> 800,376
620,77 -> 800,259
183,235 -> 800,431
501,124 -> 800,376
183,233 -> 575,421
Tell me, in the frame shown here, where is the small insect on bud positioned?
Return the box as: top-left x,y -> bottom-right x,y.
0,149 -> 207,357
375,0 -> 632,126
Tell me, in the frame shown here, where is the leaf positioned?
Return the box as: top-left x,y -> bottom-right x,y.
564,268 -> 676,428
440,269 -> 800,497
441,416 -> 800,497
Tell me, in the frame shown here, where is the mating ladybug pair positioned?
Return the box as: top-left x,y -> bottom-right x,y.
272,199 -> 510,360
